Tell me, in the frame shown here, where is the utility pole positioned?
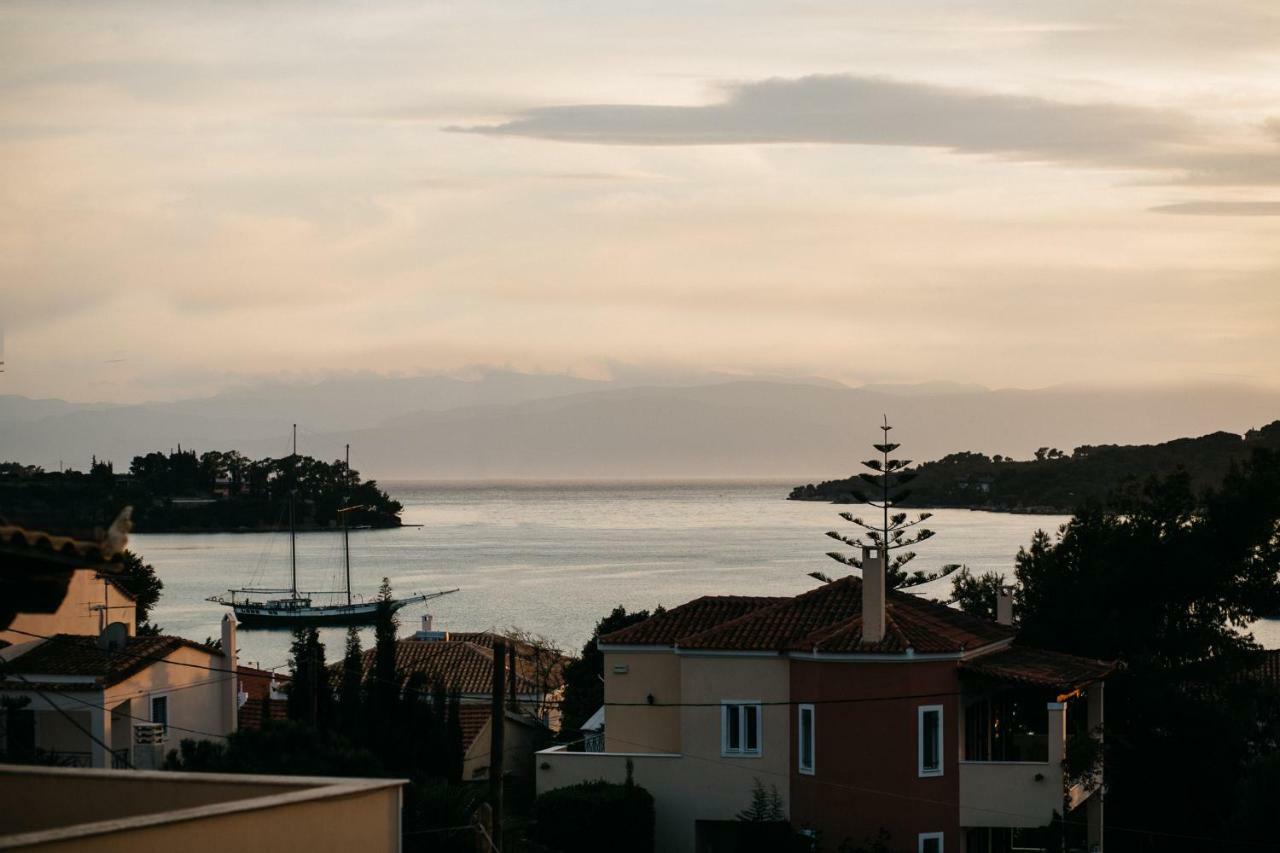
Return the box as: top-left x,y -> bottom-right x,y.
507,644 -> 517,711
488,638 -> 506,852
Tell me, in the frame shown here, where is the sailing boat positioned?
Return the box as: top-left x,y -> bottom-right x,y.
208,429 -> 457,628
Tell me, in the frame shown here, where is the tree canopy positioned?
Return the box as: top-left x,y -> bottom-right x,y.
1012,447 -> 1280,849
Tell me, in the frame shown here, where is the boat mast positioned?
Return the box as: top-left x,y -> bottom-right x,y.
344,443 -> 352,606
290,423 -> 298,599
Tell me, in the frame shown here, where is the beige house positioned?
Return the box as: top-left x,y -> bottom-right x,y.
0,610 -> 239,770
0,569 -> 136,648
0,764 -> 405,852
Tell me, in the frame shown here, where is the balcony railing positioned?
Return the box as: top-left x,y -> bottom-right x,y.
34,749 -> 130,769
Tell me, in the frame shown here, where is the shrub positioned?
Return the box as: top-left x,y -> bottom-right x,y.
535,777 -> 655,853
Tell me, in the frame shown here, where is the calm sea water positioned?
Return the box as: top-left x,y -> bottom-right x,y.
131,482 -> 1280,670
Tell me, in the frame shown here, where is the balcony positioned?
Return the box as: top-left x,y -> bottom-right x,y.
959,758 -> 1063,828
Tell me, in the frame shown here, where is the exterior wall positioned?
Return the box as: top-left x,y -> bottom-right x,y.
0,765 -> 403,853
545,650 -> 791,853
959,761 -> 1063,828
677,653 -> 791,815
100,645 -> 237,764
602,649 -> 682,754
536,748 -> 689,853
0,570 -> 135,646
789,658 -> 962,851
462,717 -> 550,781
959,702 -> 1066,828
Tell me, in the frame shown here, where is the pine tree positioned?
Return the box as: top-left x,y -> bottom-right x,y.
820,416 -> 955,589
338,627 -> 364,738
286,627 -> 330,728
366,578 -> 401,757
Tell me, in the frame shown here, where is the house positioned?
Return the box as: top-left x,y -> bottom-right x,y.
0,521 -> 239,769
330,629 -> 564,782
0,567 -> 136,648
0,520 -> 405,852
236,664 -> 288,730
537,550 -> 1111,853
0,615 -> 240,769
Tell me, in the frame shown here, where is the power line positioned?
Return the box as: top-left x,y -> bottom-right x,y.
50,688 -> 233,741
3,670 -> 135,768
5,628 -> 977,710
587,728 -> 1275,847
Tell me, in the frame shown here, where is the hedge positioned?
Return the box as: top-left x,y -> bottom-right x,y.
535,778 -> 655,853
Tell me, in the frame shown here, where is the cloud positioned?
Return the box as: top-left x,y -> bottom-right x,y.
1150,201 -> 1280,216
454,74 -> 1192,161
455,74 -> 1280,186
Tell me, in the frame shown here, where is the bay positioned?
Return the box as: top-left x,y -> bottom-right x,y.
131,481 -> 1280,671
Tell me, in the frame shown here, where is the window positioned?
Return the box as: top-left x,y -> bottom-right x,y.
798,703 -> 815,774
918,704 -> 943,777
151,696 -> 169,737
918,832 -> 944,853
722,701 -> 761,756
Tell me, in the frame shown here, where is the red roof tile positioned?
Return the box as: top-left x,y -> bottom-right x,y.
2,634 -> 223,688
959,645 -> 1115,690
0,525 -> 126,569
457,704 -> 491,751
329,639 -> 561,697
237,665 -> 287,730
675,576 -> 1014,654
599,596 -> 789,646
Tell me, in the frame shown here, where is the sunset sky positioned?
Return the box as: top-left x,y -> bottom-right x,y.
3,1 -> 1279,402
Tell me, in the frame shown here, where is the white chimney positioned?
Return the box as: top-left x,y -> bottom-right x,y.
421,614 -> 433,633
996,587 -> 1014,626
222,614 -> 239,734
862,546 -> 886,644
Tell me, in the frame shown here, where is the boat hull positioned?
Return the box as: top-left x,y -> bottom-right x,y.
233,600 -> 397,629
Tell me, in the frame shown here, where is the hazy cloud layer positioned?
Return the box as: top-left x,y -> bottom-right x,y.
458,74 -> 1280,186
1151,201 -> 1280,216
3,2 -> 1279,403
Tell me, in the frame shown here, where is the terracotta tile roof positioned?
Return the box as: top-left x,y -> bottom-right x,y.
237,665 -> 287,730
329,639 -> 560,696
2,634 -> 222,688
673,576 -> 1015,654
959,645 -> 1115,690
0,525 -> 126,571
457,704 -> 491,751
599,596 -> 789,646
1,523 -> 128,627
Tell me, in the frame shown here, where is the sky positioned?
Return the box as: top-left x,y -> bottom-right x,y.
2,1 -> 1279,403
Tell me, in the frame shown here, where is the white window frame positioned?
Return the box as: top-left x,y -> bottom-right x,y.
918,831 -> 944,853
918,704 -> 943,777
798,703 -> 815,775
721,700 -> 763,757
151,694 -> 170,739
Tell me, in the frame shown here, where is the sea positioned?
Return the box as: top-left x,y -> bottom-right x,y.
131,481 -> 1280,671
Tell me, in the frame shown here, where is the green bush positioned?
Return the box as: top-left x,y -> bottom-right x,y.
535,778 -> 655,853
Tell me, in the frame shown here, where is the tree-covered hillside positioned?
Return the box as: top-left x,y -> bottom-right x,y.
790,420 -> 1280,513
0,448 -> 402,533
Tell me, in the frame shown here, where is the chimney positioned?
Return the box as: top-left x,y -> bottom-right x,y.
222,614 -> 239,734
862,546 -> 886,644
421,614 -> 434,633
996,587 -> 1014,626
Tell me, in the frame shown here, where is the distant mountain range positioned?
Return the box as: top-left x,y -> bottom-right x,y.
2,372 -> 1277,480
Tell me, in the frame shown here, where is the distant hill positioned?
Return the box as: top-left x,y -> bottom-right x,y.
0,450 -> 402,534
1,372 -> 1277,480
789,421 -> 1280,512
